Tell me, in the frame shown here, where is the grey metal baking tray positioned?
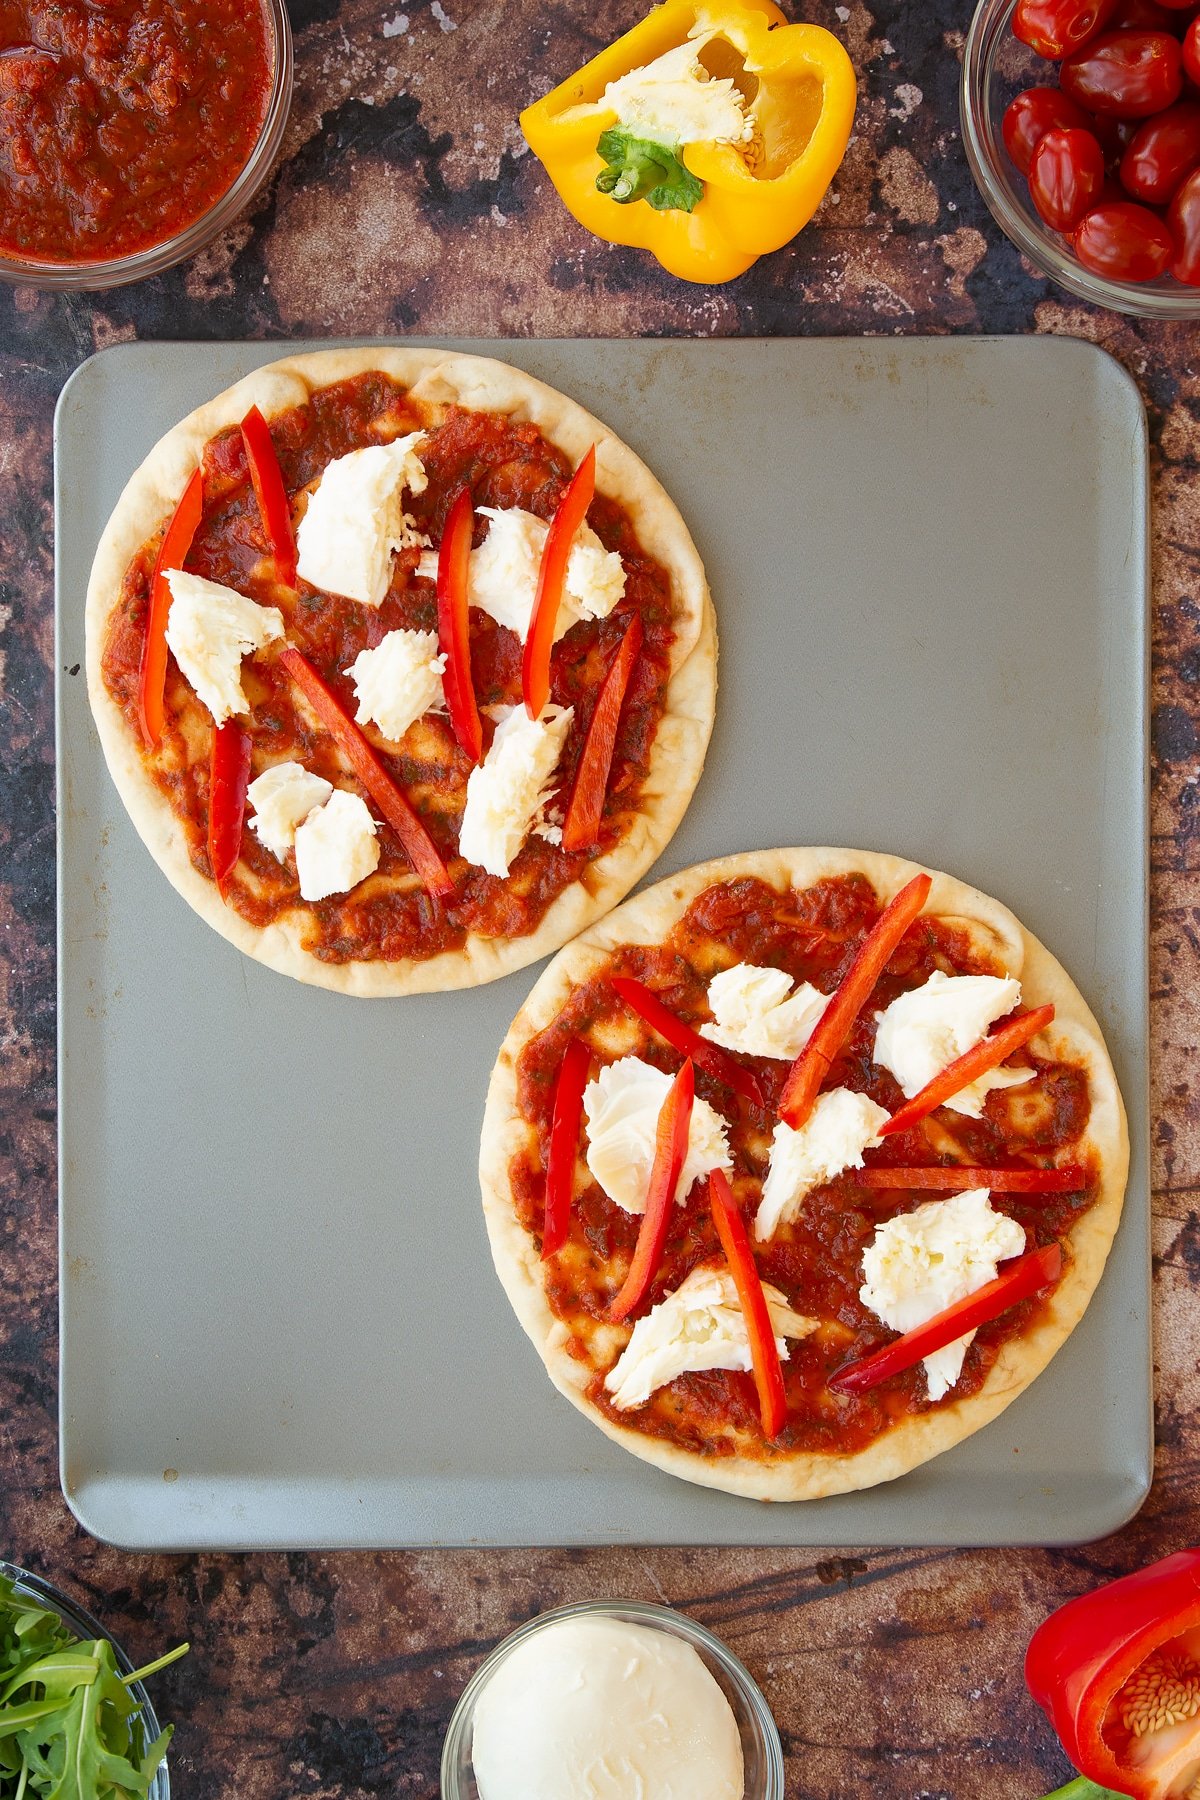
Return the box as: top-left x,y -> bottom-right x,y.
55,336 -> 1151,1550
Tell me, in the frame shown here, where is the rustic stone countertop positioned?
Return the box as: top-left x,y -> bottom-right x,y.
1,1 -> 1197,1795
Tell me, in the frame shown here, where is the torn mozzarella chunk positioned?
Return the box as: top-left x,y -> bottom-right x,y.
162,570 -> 285,723
874,970 -> 1034,1120
247,762 -> 333,861
700,963 -> 828,1062
346,628 -> 446,740
458,703 -> 573,878
293,789 -> 379,902
601,32 -> 754,148
295,433 -> 428,607
859,1189 -> 1026,1401
459,506 -> 625,642
755,1088 -> 890,1242
583,1055 -> 732,1214
605,1264 -> 817,1411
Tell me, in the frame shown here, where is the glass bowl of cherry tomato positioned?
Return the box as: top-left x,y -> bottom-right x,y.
962,0 -> 1200,315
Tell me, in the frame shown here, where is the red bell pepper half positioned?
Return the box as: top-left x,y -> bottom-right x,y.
561,612 -> 643,851
778,871 -> 933,1130
880,1003 -> 1055,1138
138,466 -> 205,750
610,975 -> 765,1109
208,720 -> 252,903
609,1058 -> 694,1323
436,487 -> 483,764
855,1165 -> 1086,1195
828,1240 -> 1061,1396
542,1037 -> 590,1260
709,1168 -> 788,1440
277,645 -> 453,899
240,404 -> 298,587
523,446 -> 596,720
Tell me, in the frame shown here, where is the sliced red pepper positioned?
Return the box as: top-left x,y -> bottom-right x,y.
609,1058 -> 694,1324
542,1037 -> 590,1260
828,1241 -> 1061,1396
561,613 -> 643,851
436,486 -> 483,764
855,1165 -> 1087,1195
208,720 -> 252,903
778,871 -> 933,1130
277,645 -> 453,899
610,975 -> 765,1109
522,445 -> 596,720
138,466 -> 205,750
880,1003 -> 1055,1138
708,1168 -> 788,1440
240,404 -> 297,587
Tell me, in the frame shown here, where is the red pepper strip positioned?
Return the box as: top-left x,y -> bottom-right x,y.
208,720 -> 252,903
436,487 -> 483,764
609,1059 -> 694,1324
828,1241 -> 1060,1396
522,445 -> 596,720
610,975 -> 765,1110
276,645 -> 453,899
855,1165 -> 1086,1194
240,405 -> 297,587
542,1038 -> 590,1260
138,466 -> 205,750
1026,1549 -> 1200,1800
561,613 -> 643,851
778,872 -> 933,1130
708,1169 -> 788,1440
879,1003 -> 1056,1138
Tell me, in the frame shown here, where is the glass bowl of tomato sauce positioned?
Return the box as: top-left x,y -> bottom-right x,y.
962,0 -> 1200,317
0,0 -> 292,290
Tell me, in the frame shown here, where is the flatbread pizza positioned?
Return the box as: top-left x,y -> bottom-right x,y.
479,849 -> 1128,1501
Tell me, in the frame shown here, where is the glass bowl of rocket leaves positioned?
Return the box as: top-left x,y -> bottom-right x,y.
0,1563 -> 188,1800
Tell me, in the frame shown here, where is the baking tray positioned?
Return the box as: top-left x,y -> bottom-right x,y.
56,336 -> 1151,1550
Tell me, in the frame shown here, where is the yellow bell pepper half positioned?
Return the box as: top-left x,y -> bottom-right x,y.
520,0 -> 857,285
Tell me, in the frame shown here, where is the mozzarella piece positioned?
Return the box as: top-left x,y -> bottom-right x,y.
602,33 -> 754,148
292,789 -> 379,902
605,1264 -> 817,1411
247,762 -> 333,860
874,970 -> 1034,1119
755,1088 -> 890,1242
458,703 -> 573,878
583,1056 -> 732,1214
859,1189 -> 1026,1401
700,962 -> 828,1061
162,571 -> 285,723
295,433 -> 428,607
461,507 -> 625,642
346,628 -> 446,740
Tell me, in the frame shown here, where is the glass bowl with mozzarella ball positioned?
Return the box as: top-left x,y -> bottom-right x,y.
962,0 -> 1200,317
440,1599 -> 785,1800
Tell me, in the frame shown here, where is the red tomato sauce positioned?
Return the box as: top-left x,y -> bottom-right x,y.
0,0 -> 273,263
511,874 -> 1099,1463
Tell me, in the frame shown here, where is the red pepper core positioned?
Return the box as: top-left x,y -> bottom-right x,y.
277,645 -> 453,899
138,466 -> 205,750
561,612 -> 643,851
779,871 -> 933,1130
436,487 -> 483,765
523,446 -> 596,720
609,1058 -> 694,1323
240,405 -> 298,588
855,1165 -> 1086,1195
880,1003 -> 1056,1138
542,1038 -> 590,1260
828,1241 -> 1062,1396
709,1169 -> 788,1440
208,720 -> 252,903
610,975 -> 765,1109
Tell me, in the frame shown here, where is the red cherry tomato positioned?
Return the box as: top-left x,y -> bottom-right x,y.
1073,197 -> 1176,273
1029,125 -> 1108,225
1185,14 -> 1200,83
1061,29 -> 1184,114
1003,85 -> 1094,172
1120,98 -> 1200,197
1013,0 -> 1120,57
1156,0 -> 1200,10
1168,164 -> 1200,280
1108,0 -> 1183,27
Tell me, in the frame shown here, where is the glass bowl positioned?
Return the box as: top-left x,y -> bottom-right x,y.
440,1598 -> 785,1800
0,1562 -> 171,1798
0,0 -> 292,293
961,0 -> 1200,318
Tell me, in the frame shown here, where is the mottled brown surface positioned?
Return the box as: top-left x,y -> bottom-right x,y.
0,0 -> 1198,1794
